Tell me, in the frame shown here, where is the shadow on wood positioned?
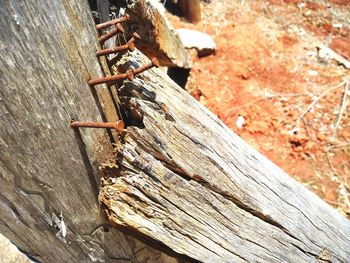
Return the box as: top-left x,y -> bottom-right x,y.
99,50 -> 350,263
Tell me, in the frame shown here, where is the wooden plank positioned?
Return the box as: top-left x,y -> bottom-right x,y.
100,50 -> 350,263
0,1 -> 181,262
97,0 -> 110,23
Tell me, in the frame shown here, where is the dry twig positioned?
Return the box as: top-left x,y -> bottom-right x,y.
333,78 -> 349,138
295,80 -> 347,128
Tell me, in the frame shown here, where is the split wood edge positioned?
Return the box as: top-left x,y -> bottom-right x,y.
98,51 -> 350,263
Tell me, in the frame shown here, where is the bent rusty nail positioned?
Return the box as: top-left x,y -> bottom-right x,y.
96,37 -> 135,56
98,23 -> 125,44
70,120 -> 124,132
95,14 -> 130,30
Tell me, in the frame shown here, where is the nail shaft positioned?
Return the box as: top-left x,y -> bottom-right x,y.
133,57 -> 160,75
70,120 -> 124,132
96,38 -> 135,56
88,57 -> 160,85
98,24 -> 125,44
88,72 -> 130,85
96,15 -> 130,30
132,32 -> 142,40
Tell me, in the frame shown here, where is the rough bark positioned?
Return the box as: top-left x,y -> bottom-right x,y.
0,0 -> 181,262
100,50 -> 350,263
123,0 -> 189,68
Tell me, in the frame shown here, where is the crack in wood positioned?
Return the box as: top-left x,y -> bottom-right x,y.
116,80 -> 316,255
97,51 -> 350,263
0,194 -> 31,228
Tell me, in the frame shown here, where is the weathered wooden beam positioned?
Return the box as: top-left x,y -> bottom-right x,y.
0,0 -> 182,262
100,50 -> 350,263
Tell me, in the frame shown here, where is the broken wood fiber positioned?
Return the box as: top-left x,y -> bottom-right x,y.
0,0 -> 183,262
99,51 -> 350,263
123,0 -> 189,68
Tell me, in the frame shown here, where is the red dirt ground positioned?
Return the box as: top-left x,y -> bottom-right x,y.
167,0 -> 350,217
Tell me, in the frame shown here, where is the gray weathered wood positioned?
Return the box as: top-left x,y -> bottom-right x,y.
100,50 -> 350,263
0,1 -> 182,262
97,0 -> 110,23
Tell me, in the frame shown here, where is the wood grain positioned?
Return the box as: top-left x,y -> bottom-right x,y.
0,1 -> 181,262
100,50 -> 350,263
123,0 -> 189,68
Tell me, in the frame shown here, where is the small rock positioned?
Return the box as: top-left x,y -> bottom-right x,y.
332,23 -> 343,29
236,116 -> 245,129
308,70 -> 318,76
288,126 -> 299,135
289,134 -> 308,147
176,28 -> 216,57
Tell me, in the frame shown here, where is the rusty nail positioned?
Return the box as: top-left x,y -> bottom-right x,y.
121,57 -> 160,81
88,58 -> 159,85
70,120 -> 124,132
95,14 -> 130,30
132,32 -> 142,40
132,57 -> 160,75
124,57 -> 160,81
96,38 -> 135,56
88,72 -> 129,85
98,23 -> 125,44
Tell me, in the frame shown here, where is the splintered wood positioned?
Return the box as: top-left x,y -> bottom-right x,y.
0,1 -> 182,262
99,51 -> 350,263
124,0 -> 189,68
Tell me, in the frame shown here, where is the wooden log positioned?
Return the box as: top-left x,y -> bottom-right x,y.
100,50 -> 350,263
123,0 -> 189,68
0,0 -> 182,262
178,0 -> 201,23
